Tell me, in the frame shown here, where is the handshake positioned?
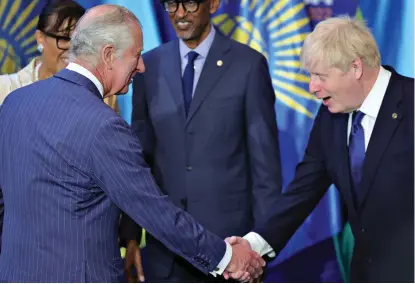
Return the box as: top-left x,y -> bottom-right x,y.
224,236 -> 266,282
124,236 -> 266,283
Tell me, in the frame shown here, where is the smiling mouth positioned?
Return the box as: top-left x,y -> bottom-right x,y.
176,21 -> 191,29
321,96 -> 331,101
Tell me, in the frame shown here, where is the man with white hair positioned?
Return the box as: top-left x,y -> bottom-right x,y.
226,15 -> 414,282
0,5 -> 265,282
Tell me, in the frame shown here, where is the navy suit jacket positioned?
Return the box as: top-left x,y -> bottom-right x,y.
0,69 -> 226,282
255,67 -> 414,282
120,31 -> 282,278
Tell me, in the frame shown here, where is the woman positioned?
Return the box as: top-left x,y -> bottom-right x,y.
0,0 -> 118,111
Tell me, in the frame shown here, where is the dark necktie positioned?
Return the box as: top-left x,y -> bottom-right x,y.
349,111 -> 365,202
182,51 -> 199,116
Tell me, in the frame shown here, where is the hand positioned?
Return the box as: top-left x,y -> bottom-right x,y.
224,236 -> 265,282
124,240 -> 145,282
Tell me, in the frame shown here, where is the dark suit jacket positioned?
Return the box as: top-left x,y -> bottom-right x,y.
0,69 -> 226,282
255,67 -> 414,282
120,31 -> 282,279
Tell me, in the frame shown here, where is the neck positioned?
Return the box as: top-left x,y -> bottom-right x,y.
360,65 -> 381,102
38,62 -> 54,80
183,24 -> 211,49
72,59 -> 109,97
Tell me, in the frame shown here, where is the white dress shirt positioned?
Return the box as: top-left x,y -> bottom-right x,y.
347,66 -> 391,149
243,66 -> 391,258
179,25 -> 216,96
66,63 -> 104,97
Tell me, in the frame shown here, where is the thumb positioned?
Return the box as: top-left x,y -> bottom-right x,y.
225,236 -> 238,245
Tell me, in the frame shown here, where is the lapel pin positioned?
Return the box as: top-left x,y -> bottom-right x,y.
392,113 -> 398,119
217,60 -> 223,67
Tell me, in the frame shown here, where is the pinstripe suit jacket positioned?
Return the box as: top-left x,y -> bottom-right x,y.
0,69 -> 226,282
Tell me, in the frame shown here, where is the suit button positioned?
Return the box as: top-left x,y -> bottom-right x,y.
186,166 -> 192,171
361,228 -> 366,233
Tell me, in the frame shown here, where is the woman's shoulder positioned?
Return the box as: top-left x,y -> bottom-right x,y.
0,71 -> 18,105
0,57 -> 39,104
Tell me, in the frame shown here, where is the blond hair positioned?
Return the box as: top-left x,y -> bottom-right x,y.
300,15 -> 380,72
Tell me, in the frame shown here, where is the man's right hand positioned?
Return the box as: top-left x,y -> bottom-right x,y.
225,240 -> 265,282
124,240 -> 145,283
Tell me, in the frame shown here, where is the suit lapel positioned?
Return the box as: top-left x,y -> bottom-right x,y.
358,72 -> 403,210
333,113 -> 358,213
161,40 -> 187,123
54,69 -> 102,100
186,32 -> 232,125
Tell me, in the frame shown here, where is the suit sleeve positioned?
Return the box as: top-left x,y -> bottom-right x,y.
119,73 -> 155,246
89,116 -> 226,274
0,188 -> 3,253
254,106 -> 332,255
245,55 -> 283,229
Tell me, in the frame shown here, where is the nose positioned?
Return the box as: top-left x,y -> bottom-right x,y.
309,76 -> 320,94
176,3 -> 186,18
137,57 -> 145,73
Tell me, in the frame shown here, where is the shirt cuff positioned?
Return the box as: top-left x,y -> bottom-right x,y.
244,232 -> 275,258
210,241 -> 232,277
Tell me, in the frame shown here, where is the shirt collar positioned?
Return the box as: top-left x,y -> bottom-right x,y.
359,66 -> 391,119
179,24 -> 216,60
66,62 -> 104,97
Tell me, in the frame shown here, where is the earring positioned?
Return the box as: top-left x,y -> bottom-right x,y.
37,44 -> 44,53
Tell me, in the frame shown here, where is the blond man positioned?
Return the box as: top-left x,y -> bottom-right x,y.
226,15 -> 414,283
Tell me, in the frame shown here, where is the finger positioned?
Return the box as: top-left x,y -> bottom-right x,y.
223,270 -> 229,280
249,259 -> 260,269
239,271 -> 251,282
229,270 -> 245,280
251,254 -> 266,267
246,266 -> 255,275
253,267 -> 263,279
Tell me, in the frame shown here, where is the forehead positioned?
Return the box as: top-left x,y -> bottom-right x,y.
47,16 -> 77,34
128,23 -> 144,52
306,59 -> 329,74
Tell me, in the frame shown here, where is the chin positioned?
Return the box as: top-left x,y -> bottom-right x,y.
327,106 -> 346,114
119,87 -> 129,95
178,33 -> 194,41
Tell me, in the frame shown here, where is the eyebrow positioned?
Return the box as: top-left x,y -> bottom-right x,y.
311,72 -> 328,76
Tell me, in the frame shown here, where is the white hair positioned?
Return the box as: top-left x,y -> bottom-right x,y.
300,15 -> 381,72
69,5 -> 141,66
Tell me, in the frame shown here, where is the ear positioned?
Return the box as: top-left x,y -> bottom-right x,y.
351,58 -> 363,80
101,44 -> 116,70
210,0 -> 220,14
35,30 -> 44,46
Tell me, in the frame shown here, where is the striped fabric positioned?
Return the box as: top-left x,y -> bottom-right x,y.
0,69 -> 225,282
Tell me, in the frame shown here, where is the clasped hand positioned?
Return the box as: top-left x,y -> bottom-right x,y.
224,236 -> 265,282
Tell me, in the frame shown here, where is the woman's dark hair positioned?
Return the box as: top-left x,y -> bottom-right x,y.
37,0 -> 85,34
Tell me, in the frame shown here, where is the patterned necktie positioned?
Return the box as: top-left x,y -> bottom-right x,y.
349,111 -> 365,202
182,51 -> 199,116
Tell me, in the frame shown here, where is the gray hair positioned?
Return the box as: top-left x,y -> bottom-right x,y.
69,5 -> 141,66
300,15 -> 381,72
